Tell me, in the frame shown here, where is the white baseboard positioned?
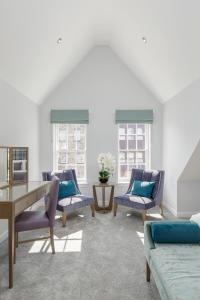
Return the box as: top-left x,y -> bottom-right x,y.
163,202 -> 177,216
163,202 -> 198,218
176,211 -> 198,218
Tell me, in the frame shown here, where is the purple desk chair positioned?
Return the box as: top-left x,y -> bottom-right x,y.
14,179 -> 59,262
113,168 -> 165,223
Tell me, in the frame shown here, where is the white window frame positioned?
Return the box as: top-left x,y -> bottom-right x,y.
53,123 -> 87,183
117,123 -> 151,183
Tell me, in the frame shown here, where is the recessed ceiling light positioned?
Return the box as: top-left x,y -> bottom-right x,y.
142,37 -> 147,43
57,37 -> 62,44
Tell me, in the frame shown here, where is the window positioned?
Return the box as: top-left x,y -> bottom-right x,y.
118,123 -> 151,182
53,124 -> 87,182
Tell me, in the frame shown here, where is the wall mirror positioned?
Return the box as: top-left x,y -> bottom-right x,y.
10,147 -> 28,185
0,147 -> 9,188
0,146 -> 28,188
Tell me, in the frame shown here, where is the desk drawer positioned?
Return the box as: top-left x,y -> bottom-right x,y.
15,193 -> 37,216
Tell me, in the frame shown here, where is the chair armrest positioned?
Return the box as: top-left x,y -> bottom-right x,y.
144,221 -> 155,263
153,171 -> 165,205
144,222 -> 155,249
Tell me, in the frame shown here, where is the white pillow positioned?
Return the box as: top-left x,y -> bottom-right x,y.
190,213 -> 200,227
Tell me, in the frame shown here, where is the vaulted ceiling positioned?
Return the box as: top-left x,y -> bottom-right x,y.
0,0 -> 200,104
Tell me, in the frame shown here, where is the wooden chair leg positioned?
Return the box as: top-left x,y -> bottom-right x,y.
142,210 -> 146,224
146,261 -> 150,282
50,227 -> 55,254
159,203 -> 164,216
90,204 -> 95,217
113,203 -> 118,217
62,212 -> 67,227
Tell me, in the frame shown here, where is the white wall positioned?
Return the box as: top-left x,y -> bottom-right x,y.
0,78 -> 39,241
39,46 -> 162,195
163,78 -> 200,216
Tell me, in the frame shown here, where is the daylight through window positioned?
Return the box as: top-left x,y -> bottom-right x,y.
118,123 -> 151,182
53,124 -> 87,182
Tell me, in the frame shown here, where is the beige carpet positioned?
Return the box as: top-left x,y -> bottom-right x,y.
0,206 -> 167,300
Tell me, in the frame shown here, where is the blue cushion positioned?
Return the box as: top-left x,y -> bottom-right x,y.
58,180 -> 77,200
131,180 -> 155,198
151,221 -> 200,243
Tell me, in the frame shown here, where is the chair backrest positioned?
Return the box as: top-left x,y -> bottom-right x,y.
46,179 -> 59,227
42,169 -> 81,194
127,168 -> 165,204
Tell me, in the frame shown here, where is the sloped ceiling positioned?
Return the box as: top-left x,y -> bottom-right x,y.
179,140 -> 200,181
0,0 -> 200,104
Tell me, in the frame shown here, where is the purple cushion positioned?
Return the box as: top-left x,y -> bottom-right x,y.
15,211 -> 49,232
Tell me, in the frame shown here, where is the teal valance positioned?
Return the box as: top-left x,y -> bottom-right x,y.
115,110 -> 153,124
50,110 -> 89,124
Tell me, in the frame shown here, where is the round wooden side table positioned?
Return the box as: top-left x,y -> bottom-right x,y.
92,183 -> 115,213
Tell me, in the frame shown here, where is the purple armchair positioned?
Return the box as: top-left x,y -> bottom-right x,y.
42,169 -> 95,227
113,168 -> 165,223
14,179 -> 59,261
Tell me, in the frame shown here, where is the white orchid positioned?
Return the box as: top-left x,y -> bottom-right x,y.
97,152 -> 116,175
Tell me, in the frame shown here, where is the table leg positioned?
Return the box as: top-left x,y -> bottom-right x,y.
109,186 -> 114,210
102,186 -> 105,209
93,186 -> 98,210
8,205 -> 14,288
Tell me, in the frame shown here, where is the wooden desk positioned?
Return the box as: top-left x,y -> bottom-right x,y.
93,183 -> 115,213
0,181 -> 51,288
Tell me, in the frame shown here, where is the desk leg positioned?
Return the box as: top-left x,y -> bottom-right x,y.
8,205 -> 14,288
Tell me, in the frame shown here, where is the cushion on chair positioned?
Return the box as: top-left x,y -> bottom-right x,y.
57,195 -> 94,213
131,180 -> 155,198
151,221 -> 200,243
114,194 -> 155,210
58,180 -> 77,200
15,211 -> 49,232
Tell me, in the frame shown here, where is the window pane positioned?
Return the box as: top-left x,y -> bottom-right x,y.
58,152 -> 67,164
119,135 -> 127,150
127,152 -> 135,163
119,124 -> 127,135
118,123 -> 150,182
77,153 -> 85,164
128,136 -> 136,150
137,135 -> 145,149
58,164 -> 66,171
136,151 -> 145,164
137,164 -> 145,169
79,125 -> 86,134
119,152 -> 127,163
54,124 -> 87,181
128,124 -> 136,135
59,142 -> 67,150
77,135 -> 85,151
68,125 -> 76,134
59,130 -> 66,142
137,124 -> 145,135
120,165 -> 128,178
68,135 -> 76,151
68,153 -> 76,164
76,164 -> 85,179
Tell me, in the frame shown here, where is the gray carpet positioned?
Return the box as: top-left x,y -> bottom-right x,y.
0,207 -> 164,300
